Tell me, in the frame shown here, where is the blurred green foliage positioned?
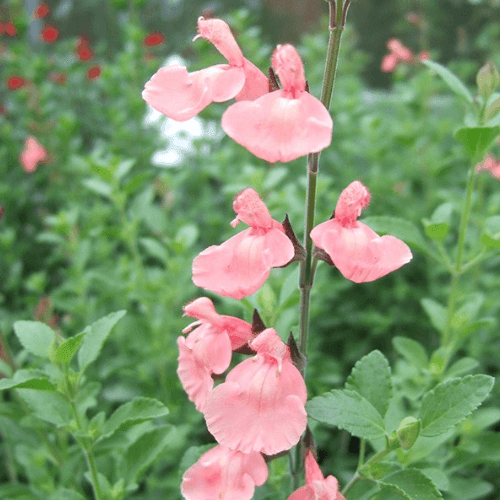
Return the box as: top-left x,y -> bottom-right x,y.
0,1 -> 499,499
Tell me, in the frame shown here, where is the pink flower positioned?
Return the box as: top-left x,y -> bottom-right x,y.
203,328 -> 307,455
381,38 -> 414,72
181,444 -> 268,500
310,181 -> 412,283
20,136 -> 48,173
177,297 -> 254,410
381,53 -> 398,73
222,44 -> 333,163
142,17 -> 268,122
288,451 -> 346,500
192,188 -> 294,299
418,50 -> 430,62
476,154 -> 500,179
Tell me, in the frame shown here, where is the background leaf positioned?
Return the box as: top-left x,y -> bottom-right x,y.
379,468 -> 443,500
393,337 -> 429,369
13,321 -> 56,359
422,60 -> 473,103
419,375 -> 494,437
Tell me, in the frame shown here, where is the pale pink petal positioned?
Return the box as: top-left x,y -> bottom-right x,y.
311,219 -> 412,283
181,445 -> 268,500
142,64 -> 245,121
381,53 -> 398,73
272,44 -> 306,96
204,329 -> 307,455
195,17 -> 244,67
334,180 -> 371,228
231,188 -> 274,229
262,227 -> 295,267
222,90 -> 332,163
20,136 -> 47,173
220,316 -> 254,350
235,58 -> 269,102
177,336 -> 214,411
183,297 -> 222,328
192,229 -> 274,299
305,451 -> 325,482
418,50 -> 430,62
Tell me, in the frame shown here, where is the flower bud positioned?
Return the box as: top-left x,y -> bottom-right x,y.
476,61 -> 500,100
484,95 -> 500,122
397,416 -> 421,450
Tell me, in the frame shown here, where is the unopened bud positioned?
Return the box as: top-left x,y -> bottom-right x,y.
477,61 -> 500,100
397,417 -> 421,450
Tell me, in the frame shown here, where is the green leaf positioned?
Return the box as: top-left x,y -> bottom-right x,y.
55,332 -> 85,365
0,368 -> 55,391
307,389 -> 386,440
419,468 -> 450,491
420,298 -> 446,334
50,488 -> 87,500
455,126 -> 500,159
445,357 -> 479,378
423,60 -> 473,103
379,468 -> 443,500
419,375 -> 494,436
448,477 -> 493,500
118,425 -> 175,484
393,337 -> 429,369
361,216 -> 429,254
78,310 -> 126,373
138,237 -> 168,263
422,202 -> 454,241
114,158 -> 136,180
377,483 -> 411,500
98,397 -> 169,442
345,350 -> 392,417
13,321 -> 56,359
481,215 -> 500,249
17,389 -> 72,426
82,178 -> 112,198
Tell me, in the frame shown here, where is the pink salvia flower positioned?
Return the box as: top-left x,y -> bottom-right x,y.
178,297 -> 253,411
192,188 -> 294,299
221,44 -> 333,163
386,38 -> 414,63
380,53 -> 398,73
20,136 -> 48,173
310,181 -> 412,283
181,444 -> 268,500
476,154 -> 500,179
287,451 -> 346,500
142,17 -> 268,121
203,328 -> 307,455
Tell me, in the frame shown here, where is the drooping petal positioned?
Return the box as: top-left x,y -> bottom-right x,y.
142,64 -> 245,121
272,44 -> 306,96
235,59 -> 269,102
203,329 -> 307,455
222,90 -> 332,163
195,17 -> 244,67
311,219 -> 412,283
192,229 -> 274,299
181,444 -> 268,500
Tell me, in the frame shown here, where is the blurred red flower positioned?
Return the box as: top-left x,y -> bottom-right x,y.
1,21 -> 17,37
7,76 -> 26,90
33,2 -> 51,19
76,37 -> 93,61
144,32 -> 164,47
87,66 -> 101,80
41,24 -> 59,43
49,72 -> 67,85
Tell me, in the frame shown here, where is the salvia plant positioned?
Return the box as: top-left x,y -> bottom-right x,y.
1,0 -> 499,499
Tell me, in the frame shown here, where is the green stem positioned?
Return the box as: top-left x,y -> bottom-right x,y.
293,0 -> 348,490
443,162 -> 477,347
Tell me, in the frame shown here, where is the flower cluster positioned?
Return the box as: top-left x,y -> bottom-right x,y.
142,17 -> 332,163
162,17 -> 413,500
381,38 -> 429,73
20,136 -> 48,173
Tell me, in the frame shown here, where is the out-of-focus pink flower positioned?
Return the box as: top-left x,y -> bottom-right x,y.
181,445 -> 268,500
33,2 -> 51,19
381,38 -> 415,72
476,154 -> 500,179
144,32 -> 164,47
1,21 -> 17,37
7,76 -> 26,90
222,44 -> 333,163
418,50 -> 430,62
20,136 -> 48,173
192,188 -> 294,299
310,181 -> 412,283
288,451 -> 346,500
178,297 -> 253,411
76,36 -> 93,61
87,66 -> 101,80
41,24 -> 59,43
142,17 -> 268,121
203,328 -> 307,455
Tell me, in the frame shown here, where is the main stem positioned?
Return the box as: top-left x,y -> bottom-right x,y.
293,0 -> 346,490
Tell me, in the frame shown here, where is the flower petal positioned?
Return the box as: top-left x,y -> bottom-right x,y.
272,44 -> 306,96
235,58 -> 269,102
231,188 -> 274,229
222,90 -> 332,162
142,64 -> 245,121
